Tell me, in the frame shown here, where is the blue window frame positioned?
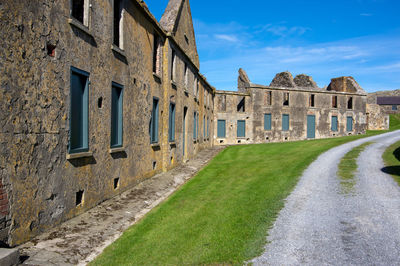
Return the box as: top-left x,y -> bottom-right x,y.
264,113 -> 272,130
217,120 -> 226,138
392,105 -> 398,111
193,112 -> 198,140
150,98 -> 159,143
237,120 -> 246,137
331,116 -> 338,132
69,67 -> 89,154
347,116 -> 353,131
111,82 -> 123,148
282,114 -> 289,131
168,103 -> 175,142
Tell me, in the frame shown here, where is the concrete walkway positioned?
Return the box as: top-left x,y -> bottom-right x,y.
252,130 -> 400,265
20,146 -> 225,265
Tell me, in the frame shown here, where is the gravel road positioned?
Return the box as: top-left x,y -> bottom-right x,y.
252,131 -> 400,265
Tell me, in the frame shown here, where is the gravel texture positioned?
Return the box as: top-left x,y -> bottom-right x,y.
252,131 -> 400,265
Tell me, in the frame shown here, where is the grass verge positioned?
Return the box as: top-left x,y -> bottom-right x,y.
337,142 -> 374,194
382,140 -> 400,186
91,131 -> 386,265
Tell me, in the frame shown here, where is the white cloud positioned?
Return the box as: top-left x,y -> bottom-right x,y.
214,34 -> 239,43
257,24 -> 311,37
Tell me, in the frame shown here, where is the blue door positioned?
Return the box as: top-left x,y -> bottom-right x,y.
307,115 -> 315,139
347,116 -> 353,131
331,116 -> 338,131
237,120 -> 245,137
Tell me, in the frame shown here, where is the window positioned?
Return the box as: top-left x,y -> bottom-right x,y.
184,63 -> 188,88
150,98 -> 159,143
347,116 -> 353,131
217,120 -> 226,138
111,82 -> 123,148
332,95 -> 337,108
310,94 -> 315,107
331,116 -> 338,132
237,97 -> 245,112
193,112 -> 198,140
265,91 -> 272,105
264,113 -> 272,130
71,0 -> 89,26
282,114 -> 289,131
168,103 -> 175,142
153,33 -> 161,74
347,97 -> 353,109
193,76 -> 197,97
113,0 -> 123,48
283,92 -> 289,106
237,120 -> 246,138
220,95 -> 226,112
171,49 -> 176,81
69,67 -> 89,154
392,105 -> 398,111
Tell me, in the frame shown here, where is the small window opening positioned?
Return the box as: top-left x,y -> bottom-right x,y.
113,0 -> 122,48
266,137 -> 269,140
310,94 -> 315,107
184,34 -> 189,45
265,91 -> 272,105
184,63 -> 188,88
347,97 -> 353,109
152,161 -> 156,170
72,0 -> 84,24
283,92 -> 289,106
97,97 -> 103,108
171,49 -> 176,81
76,190 -> 84,206
392,105 -> 398,111
332,95 -> 337,108
113,178 -> 120,189
238,140 -> 241,143
47,43 -> 56,57
237,97 -> 245,112
220,95 -> 226,112
153,33 -> 161,74
170,156 -> 173,164
285,137 -> 288,141
219,140 -> 224,144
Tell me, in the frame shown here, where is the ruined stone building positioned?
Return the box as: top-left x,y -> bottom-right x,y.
0,0 -> 215,246
0,0 -> 370,248
213,70 -> 367,145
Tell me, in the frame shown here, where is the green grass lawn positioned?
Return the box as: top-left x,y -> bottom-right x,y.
382,140 -> 400,186
338,142 -> 373,194
92,115 -> 400,265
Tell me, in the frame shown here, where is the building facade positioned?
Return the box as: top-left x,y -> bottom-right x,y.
214,70 -> 367,145
0,0 -> 370,247
0,0 -> 214,246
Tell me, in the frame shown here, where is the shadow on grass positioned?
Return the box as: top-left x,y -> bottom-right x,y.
381,166 -> 400,176
393,147 -> 400,162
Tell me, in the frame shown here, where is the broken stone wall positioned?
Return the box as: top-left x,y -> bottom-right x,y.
366,104 -> 389,130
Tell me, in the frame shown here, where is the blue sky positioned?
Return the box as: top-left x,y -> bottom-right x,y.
145,0 -> 400,92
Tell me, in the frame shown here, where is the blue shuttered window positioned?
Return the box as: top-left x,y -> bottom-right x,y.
264,113 -> 272,130
168,103 -> 175,142
150,98 -> 159,143
347,116 -> 353,131
282,114 -> 289,131
217,120 -> 226,138
69,67 -> 89,154
331,116 -> 338,131
111,82 -> 123,148
193,112 -> 197,140
237,120 -> 246,138
207,117 -> 209,138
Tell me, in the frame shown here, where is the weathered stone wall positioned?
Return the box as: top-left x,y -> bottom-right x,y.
0,0 -> 214,246
213,92 -> 253,145
214,72 -> 367,145
366,104 -> 389,130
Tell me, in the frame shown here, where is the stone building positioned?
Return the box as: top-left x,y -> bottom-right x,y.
0,0 -> 215,246
214,70 -> 367,145
376,96 -> 400,114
